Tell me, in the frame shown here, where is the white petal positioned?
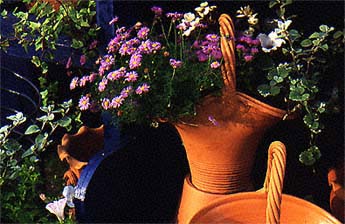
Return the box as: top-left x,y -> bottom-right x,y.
46,198 -> 67,221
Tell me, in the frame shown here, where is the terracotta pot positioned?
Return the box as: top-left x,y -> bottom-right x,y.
190,142 -> 341,224
175,14 -> 289,223
328,164 -> 344,222
57,125 -> 104,185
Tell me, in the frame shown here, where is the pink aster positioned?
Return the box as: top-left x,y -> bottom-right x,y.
120,86 -> 133,98
205,34 -> 220,42
124,71 -> 138,82
70,77 -> 78,90
151,6 -> 163,17
102,98 -> 111,110
210,61 -> 221,69
169,59 -> 182,69
129,54 -> 142,70
88,73 -> 97,83
137,27 -> 150,40
79,76 -> 89,87
135,83 -> 150,95
78,95 -> 90,110
244,55 -> 254,62
166,12 -> 183,21
98,78 -> 108,92
111,96 -> 124,108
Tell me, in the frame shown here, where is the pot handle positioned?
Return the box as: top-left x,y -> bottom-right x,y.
263,141 -> 287,224
219,14 -> 236,92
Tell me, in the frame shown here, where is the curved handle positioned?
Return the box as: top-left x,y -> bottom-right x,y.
218,14 -> 236,92
263,141 -> 287,224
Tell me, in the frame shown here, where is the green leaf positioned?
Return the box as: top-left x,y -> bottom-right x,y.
312,39 -> 320,46
24,125 -> 40,135
277,66 -> 289,78
289,29 -> 301,39
41,62 -> 49,74
301,93 -> 310,100
1,9 -> 8,18
320,44 -> 328,51
29,21 -> 40,30
300,39 -> 312,47
270,85 -> 281,96
57,117 -> 72,128
3,139 -> 22,152
269,1 -> 279,8
273,76 -> 284,83
319,25 -> 329,32
309,32 -> 320,39
333,31 -> 343,39
31,56 -> 41,67
71,39 -> 84,49
258,84 -> 271,97
299,150 -> 316,166
21,147 -> 34,158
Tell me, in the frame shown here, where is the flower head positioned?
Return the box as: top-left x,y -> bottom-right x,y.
46,198 -> 67,222
151,6 -> 163,17
257,31 -> 286,53
98,78 -> 108,92
135,83 -> 150,95
70,77 -> 79,90
169,59 -> 183,69
129,53 -> 143,70
80,54 -> 86,66
125,71 -> 138,82
210,61 -> 220,69
78,95 -> 90,110
112,96 -> 124,108
79,76 -> 89,87
137,27 -> 150,40
121,86 -> 133,98
102,98 -> 111,110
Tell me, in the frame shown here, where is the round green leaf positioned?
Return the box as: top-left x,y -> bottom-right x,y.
24,125 -> 40,135
300,39 -> 312,47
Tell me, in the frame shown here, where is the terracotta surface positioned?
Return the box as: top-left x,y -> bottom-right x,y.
57,125 -> 104,185
190,142 -> 341,224
175,14 -> 289,223
328,165 -> 344,222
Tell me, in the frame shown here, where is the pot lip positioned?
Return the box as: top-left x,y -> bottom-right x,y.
236,91 -> 288,119
190,191 -> 341,223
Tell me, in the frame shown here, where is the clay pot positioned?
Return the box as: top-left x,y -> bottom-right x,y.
190,142 -> 341,224
57,125 -> 104,185
175,14 -> 289,223
328,164 -> 344,222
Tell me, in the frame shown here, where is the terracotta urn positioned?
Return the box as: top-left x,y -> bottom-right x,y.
174,14 -> 290,223
57,125 -> 105,185
190,142 -> 341,224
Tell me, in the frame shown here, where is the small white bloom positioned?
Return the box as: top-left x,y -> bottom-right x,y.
200,2 -> 208,7
257,31 -> 286,53
46,198 -> 67,222
278,20 -> 292,31
62,185 -> 75,208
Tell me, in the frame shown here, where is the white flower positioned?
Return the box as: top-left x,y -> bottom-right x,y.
183,12 -> 195,22
46,198 -> 67,222
62,185 -> 75,208
257,31 -> 286,53
183,17 -> 201,36
195,2 -> 216,18
200,2 -> 208,7
275,20 -> 292,34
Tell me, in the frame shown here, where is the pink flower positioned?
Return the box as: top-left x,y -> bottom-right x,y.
89,40 -> 98,49
79,76 -> 89,87
70,77 -> 78,90
244,55 -> 254,62
206,34 -> 220,42
151,6 -> 163,17
129,54 -> 142,70
102,98 -> 111,110
135,83 -> 150,95
124,71 -> 138,82
78,95 -> 90,110
137,27 -> 150,40
210,61 -> 220,69
98,78 -> 108,92
88,73 -> 97,83
111,96 -> 124,108
80,55 -> 86,66
169,58 -> 182,69
121,86 -> 133,98
66,56 -> 72,69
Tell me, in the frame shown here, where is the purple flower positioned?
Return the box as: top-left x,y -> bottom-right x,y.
151,6 -> 163,17
251,47 -> 259,54
109,16 -> 119,25
125,71 -> 138,82
89,40 -> 98,50
205,34 -> 220,42
166,12 -> 183,21
236,44 -> 246,52
107,36 -> 121,53
196,50 -> 208,62
98,78 -> 108,92
119,43 -> 136,56
121,86 -> 133,98
208,115 -> 219,126
210,61 -> 220,69
251,39 -> 261,46
111,96 -> 124,108
129,54 -> 142,70
79,76 -> 89,87
70,77 -> 78,90
150,41 -> 161,51
80,55 -> 86,66
211,48 -> 222,60
78,95 -> 90,110
135,83 -> 150,95
138,40 -> 153,54
107,67 -> 126,81
169,59 -> 182,69
244,55 -> 254,62
137,27 -> 150,40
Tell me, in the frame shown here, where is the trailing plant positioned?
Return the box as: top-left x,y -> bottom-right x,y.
0,100 -> 75,223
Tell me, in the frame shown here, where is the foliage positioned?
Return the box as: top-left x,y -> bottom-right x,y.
71,2 -> 223,127
0,100 -> 74,223
233,0 -> 344,165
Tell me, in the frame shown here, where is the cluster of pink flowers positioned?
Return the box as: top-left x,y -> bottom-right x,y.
193,34 -> 222,68
235,35 -> 260,62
